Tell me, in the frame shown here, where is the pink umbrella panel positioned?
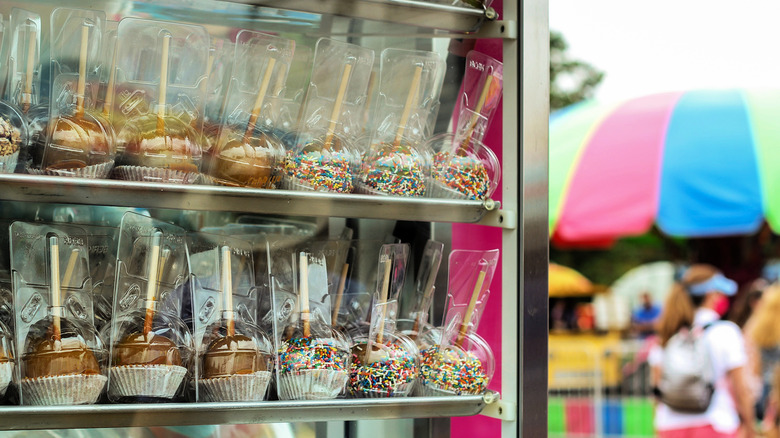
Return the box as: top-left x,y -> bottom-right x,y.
549,89 -> 780,247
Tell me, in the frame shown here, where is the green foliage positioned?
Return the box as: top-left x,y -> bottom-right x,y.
550,30 -> 605,110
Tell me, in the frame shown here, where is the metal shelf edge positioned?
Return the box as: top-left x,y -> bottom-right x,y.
0,174 -> 489,223
221,0 -> 488,33
0,396 -> 486,430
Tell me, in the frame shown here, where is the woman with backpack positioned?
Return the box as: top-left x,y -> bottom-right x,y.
649,264 -> 755,438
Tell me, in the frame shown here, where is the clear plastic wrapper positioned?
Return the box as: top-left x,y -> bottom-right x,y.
356,49 -> 445,197
200,39 -> 234,172
0,220 -> 13,330
271,247 -> 350,400
112,18 -> 209,184
10,222 -> 107,405
188,233 -> 272,402
330,239 -> 385,336
274,45 -> 312,151
283,38 -> 374,193
8,9 -> 45,173
38,8 -> 115,178
349,243 -> 418,398
7,9 -> 42,113
105,212 -> 193,402
417,248 -> 499,396
82,225 -> 119,333
398,240 -> 444,342
429,51 -> 503,200
209,31 -> 294,189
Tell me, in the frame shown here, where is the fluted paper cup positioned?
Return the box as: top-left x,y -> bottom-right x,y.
21,373 -> 107,405
0,151 -> 19,174
200,371 -> 272,402
428,179 -> 468,200
109,364 -> 187,399
351,380 -> 415,398
111,166 -> 200,184
28,160 -> 114,179
277,369 -> 348,400
416,380 -> 484,397
0,361 -> 13,396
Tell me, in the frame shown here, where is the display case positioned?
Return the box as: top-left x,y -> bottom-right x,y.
0,0 -> 548,436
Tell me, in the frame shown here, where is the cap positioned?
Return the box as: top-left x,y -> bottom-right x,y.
687,273 -> 737,297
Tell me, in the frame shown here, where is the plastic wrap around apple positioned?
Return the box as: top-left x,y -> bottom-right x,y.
283,134 -> 358,193
108,306 -> 192,401
356,142 -> 428,197
0,101 -> 27,174
417,331 -> 494,396
40,109 -> 114,178
349,330 -> 418,398
211,127 -> 284,188
114,113 -> 202,183
276,320 -> 351,400
200,315 -> 274,402
21,313 -> 107,405
428,133 -> 501,201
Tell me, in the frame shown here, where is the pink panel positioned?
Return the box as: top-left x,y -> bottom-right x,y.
555,92 -> 683,243
565,399 -> 595,435
451,36 -> 503,438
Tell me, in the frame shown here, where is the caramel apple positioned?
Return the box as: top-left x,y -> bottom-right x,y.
113,331 -> 181,367
25,336 -> 100,379
43,114 -> 111,172
202,334 -> 266,378
211,133 -> 278,188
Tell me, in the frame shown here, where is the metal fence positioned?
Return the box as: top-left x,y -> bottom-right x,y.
549,337 -> 656,437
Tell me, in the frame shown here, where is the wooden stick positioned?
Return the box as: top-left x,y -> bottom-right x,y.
392,65 -> 423,147
243,57 -> 277,143
299,252 -> 310,337
375,257 -> 393,345
143,232 -> 163,336
323,63 -> 353,149
331,263 -> 349,323
156,34 -> 171,137
23,29 -> 36,112
221,246 -> 235,337
75,23 -> 89,118
49,236 -> 62,341
457,74 -> 494,155
455,267 -> 488,347
103,37 -> 118,117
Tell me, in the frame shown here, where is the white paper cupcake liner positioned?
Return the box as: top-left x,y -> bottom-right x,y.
415,380 -> 483,397
200,371 -> 272,402
0,361 -> 13,396
351,379 -> 415,398
108,364 -> 187,399
277,369 -> 349,400
428,179 -> 469,200
197,173 -> 218,186
27,160 -> 114,179
21,373 -> 107,405
354,182 -> 423,198
281,175 -> 352,194
0,151 -> 19,174
111,165 -> 200,184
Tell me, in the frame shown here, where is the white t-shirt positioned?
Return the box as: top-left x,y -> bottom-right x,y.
648,308 -> 747,433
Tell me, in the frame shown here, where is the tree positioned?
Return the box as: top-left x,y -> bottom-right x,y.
550,30 -> 605,110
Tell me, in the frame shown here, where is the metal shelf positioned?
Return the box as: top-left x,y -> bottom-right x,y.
0,395 -> 489,430
222,0 -> 493,33
0,174 -> 495,223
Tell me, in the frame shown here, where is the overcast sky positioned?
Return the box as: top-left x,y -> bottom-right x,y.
550,0 -> 780,100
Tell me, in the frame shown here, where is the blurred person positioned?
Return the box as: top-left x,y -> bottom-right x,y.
746,284 -> 780,425
632,291 -> 662,338
650,264 -> 755,438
